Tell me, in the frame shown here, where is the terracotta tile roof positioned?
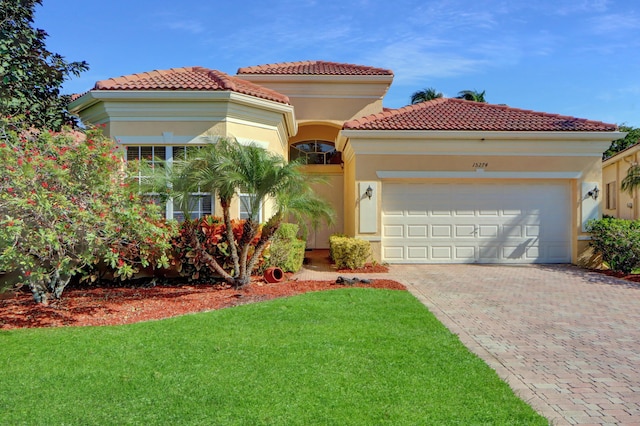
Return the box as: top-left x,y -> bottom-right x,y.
343,98 -> 617,132
237,60 -> 393,76
93,67 -> 289,104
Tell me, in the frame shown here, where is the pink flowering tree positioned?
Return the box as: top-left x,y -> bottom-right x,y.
0,117 -> 177,303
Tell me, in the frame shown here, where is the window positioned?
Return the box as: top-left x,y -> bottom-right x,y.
125,145 -> 214,220
239,193 -> 262,222
289,140 -> 341,165
606,181 -> 617,210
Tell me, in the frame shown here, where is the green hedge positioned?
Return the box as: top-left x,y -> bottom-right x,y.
266,223 -> 306,273
329,235 -> 371,270
588,218 -> 640,273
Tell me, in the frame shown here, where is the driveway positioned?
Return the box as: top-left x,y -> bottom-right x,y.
396,264 -> 640,426
296,258 -> 640,424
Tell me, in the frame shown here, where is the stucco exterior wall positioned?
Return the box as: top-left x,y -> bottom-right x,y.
289,124 -> 341,144
236,75 -> 391,124
603,147 -> 640,220
339,136 -> 610,265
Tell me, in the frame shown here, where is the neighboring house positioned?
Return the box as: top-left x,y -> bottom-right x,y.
602,143 -> 640,219
69,60 -> 624,266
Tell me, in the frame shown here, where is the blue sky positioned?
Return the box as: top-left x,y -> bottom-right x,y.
36,0 -> 639,127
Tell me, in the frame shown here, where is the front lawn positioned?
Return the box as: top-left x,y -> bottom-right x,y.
0,288 -> 546,425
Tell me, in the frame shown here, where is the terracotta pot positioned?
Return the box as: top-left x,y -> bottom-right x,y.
264,266 -> 285,283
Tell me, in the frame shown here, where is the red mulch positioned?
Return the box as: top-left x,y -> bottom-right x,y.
0,278 -> 405,330
593,269 -> 640,283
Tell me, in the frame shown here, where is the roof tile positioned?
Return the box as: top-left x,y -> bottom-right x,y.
93,67 -> 289,104
237,60 -> 393,76
343,98 -> 617,132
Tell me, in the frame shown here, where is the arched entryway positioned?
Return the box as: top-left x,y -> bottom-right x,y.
289,124 -> 344,249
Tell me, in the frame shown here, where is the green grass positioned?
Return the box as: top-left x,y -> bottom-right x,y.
0,288 -> 546,425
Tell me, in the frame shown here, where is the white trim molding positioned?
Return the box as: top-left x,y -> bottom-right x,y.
376,171 -> 583,179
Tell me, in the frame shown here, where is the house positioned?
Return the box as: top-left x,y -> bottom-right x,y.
69,60 -> 624,266
602,144 -> 640,219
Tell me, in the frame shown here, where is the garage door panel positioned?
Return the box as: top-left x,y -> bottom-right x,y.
383,246 -> 404,260
407,246 -> 428,260
431,246 -> 452,260
479,225 -> 499,238
525,225 -> 540,237
407,225 -> 427,238
503,225 -> 523,238
455,225 -> 476,238
454,246 -> 475,260
479,246 -> 500,260
525,246 -> 541,259
431,225 -> 451,238
382,183 -> 570,264
383,225 -> 404,237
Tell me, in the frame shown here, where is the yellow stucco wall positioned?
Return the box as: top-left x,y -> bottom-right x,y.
289,124 -> 341,144
73,94 -> 294,223
603,148 -> 640,220
287,97 -> 384,123
340,147 -> 607,265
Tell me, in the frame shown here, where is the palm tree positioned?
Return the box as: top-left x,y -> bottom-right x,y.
621,164 -> 640,195
410,87 -> 443,104
171,138 -> 334,288
456,90 -> 487,102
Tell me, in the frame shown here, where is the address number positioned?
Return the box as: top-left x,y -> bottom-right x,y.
473,162 -> 488,168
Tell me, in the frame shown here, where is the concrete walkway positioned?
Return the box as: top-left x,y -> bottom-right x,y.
294,257 -> 640,425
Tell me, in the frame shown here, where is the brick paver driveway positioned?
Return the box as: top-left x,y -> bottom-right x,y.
397,264 -> 640,426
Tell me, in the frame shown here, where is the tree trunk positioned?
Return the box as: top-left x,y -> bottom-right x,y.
236,219 -> 260,288
246,214 -> 282,277
220,200 -> 240,277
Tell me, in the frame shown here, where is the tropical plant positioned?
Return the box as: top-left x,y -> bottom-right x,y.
410,87 -> 443,104
621,163 -> 640,195
0,117 -> 176,302
456,90 -> 487,103
0,0 -> 89,130
148,138 -> 334,288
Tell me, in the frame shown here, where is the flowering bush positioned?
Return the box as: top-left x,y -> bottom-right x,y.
0,117 -> 177,303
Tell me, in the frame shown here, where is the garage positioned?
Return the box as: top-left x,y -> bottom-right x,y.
381,182 -> 571,264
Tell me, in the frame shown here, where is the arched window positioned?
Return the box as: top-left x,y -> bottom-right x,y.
289,140 -> 341,165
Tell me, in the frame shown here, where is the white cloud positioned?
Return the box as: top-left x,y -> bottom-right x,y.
360,39 -> 488,84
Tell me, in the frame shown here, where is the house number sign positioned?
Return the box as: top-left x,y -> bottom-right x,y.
472,162 -> 488,168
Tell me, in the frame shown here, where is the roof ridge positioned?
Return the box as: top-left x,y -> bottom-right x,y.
237,60 -> 393,76
344,98 -> 617,131
91,66 -> 289,104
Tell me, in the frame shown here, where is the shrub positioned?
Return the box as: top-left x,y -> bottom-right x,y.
0,117 -> 176,302
329,235 -> 371,270
587,218 -> 640,273
265,223 -> 306,273
172,216 -> 264,281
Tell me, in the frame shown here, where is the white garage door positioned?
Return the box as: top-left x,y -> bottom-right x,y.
382,182 -> 570,264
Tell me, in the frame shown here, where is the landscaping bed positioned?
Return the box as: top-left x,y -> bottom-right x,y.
0,278 -> 405,329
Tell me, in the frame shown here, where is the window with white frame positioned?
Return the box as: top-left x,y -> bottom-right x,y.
125,145 -> 214,221
239,193 -> 262,222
